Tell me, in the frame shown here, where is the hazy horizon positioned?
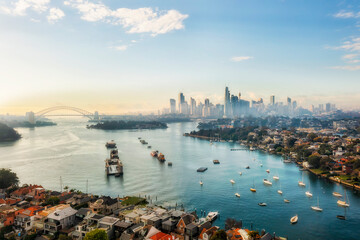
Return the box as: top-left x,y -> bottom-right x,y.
1,0 -> 360,115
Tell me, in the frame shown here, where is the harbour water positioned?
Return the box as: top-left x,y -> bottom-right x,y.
0,118 -> 359,239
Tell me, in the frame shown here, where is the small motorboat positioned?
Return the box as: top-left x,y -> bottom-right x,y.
168,162 -> 173,166
260,164 -> 263,167
278,190 -> 283,195
206,212 -> 219,222
290,215 -> 298,224
239,172 -> 242,175
235,193 -> 240,198
273,175 -> 279,180
230,179 -> 235,184
213,160 -> 220,164
263,179 -> 272,185
250,188 -> 256,192
305,191 -> 313,197
336,215 -> 346,220
333,192 -> 342,197
147,146 -> 151,148
246,166 -> 250,169
258,202 -> 267,206
200,181 -> 203,186
266,169 -> 270,173
284,199 -> 290,203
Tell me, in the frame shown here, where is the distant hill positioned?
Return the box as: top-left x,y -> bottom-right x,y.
0,123 -> 21,142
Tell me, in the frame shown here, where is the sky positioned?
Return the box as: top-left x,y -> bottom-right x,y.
0,0 -> 360,115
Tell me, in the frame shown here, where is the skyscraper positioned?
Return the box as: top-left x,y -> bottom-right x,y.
326,103 -> 331,112
287,97 -> 292,106
178,93 -> 185,112
190,98 -> 196,115
224,87 -> 230,117
270,95 -> 275,105
170,99 -> 176,114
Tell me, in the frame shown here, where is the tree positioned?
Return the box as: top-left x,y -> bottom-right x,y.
83,229 -> 108,240
210,230 -> 227,240
46,196 -> 60,206
248,230 -> 259,240
58,234 -> 72,240
0,123 -> 21,142
0,168 -> 19,189
225,218 -> 242,230
308,155 -> 321,168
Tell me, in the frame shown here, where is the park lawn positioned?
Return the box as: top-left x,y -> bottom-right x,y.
311,169 -> 324,174
121,196 -> 147,206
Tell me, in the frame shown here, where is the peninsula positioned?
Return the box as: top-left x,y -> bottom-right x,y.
87,120 -> 168,130
0,122 -> 21,142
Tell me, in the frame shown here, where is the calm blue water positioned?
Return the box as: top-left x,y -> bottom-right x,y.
0,118 -> 359,239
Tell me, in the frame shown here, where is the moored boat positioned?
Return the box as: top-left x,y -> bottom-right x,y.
290,215 -> 298,224
333,192 -> 342,197
206,212 -> 219,222
246,166 -> 250,169
235,193 -> 240,198
266,169 -> 270,173
263,179 -> 272,185
278,190 -> 283,195
230,179 -> 235,184
157,153 -> 166,162
105,140 -> 116,148
305,191 -> 313,197
311,197 -> 323,212
298,181 -> 306,187
336,215 -> 346,220
250,188 -> 256,192
213,160 -> 220,164
150,150 -> 159,157
105,158 -> 123,176
258,202 -> 267,206
284,199 -> 290,203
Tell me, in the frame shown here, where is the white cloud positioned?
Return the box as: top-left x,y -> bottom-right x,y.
333,10 -> 357,18
114,45 -> 128,51
231,56 -> 254,62
47,7 -> 65,23
1,0 -> 50,16
342,53 -> 358,59
330,65 -> 360,71
64,0 -> 188,36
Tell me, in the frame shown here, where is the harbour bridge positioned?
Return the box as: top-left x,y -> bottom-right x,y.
28,106 -> 100,122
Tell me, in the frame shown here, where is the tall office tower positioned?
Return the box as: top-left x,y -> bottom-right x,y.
178,93 -> 185,112
287,97 -> 292,106
331,104 -> 336,111
319,104 -> 324,112
311,105 -> 315,112
170,99 -> 176,114
190,98 -> 196,115
224,87 -> 231,117
326,103 -> 331,112
292,101 -> 297,109
270,95 -> 275,105
230,94 -> 239,117
26,111 -> 35,124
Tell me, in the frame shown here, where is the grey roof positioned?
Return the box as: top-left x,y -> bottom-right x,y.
48,206 -> 77,220
76,208 -> 92,216
100,216 -> 119,225
115,221 -> 133,229
186,222 -> 198,230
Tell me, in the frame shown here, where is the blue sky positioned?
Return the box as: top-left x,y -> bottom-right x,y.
0,0 -> 359,114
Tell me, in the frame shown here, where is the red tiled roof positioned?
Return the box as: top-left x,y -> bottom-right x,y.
150,232 -> 172,240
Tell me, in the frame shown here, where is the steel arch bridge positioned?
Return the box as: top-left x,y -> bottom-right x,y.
35,106 -> 95,119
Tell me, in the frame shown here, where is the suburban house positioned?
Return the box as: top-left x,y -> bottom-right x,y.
44,206 -> 77,235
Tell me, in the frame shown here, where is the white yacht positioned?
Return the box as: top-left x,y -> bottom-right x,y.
263,179 -> 272,185
230,179 -> 236,184
235,193 -> 240,198
311,197 -> 323,212
290,215 -> 298,224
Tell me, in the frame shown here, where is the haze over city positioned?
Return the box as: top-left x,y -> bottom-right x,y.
0,0 -> 360,114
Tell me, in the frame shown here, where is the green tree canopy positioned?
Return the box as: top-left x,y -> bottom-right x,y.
84,229 -> 108,240
0,168 -> 19,189
210,230 -> 227,240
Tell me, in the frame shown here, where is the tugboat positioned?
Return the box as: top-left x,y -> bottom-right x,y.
157,153 -> 166,162
151,150 -> 159,157
105,140 -> 116,148
110,149 -> 119,159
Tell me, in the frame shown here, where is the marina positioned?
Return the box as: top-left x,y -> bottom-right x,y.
1,120 -> 360,239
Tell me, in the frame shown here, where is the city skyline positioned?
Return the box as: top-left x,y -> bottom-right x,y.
1,0 -> 360,114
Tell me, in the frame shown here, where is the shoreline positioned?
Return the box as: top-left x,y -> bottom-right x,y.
185,133 -> 360,192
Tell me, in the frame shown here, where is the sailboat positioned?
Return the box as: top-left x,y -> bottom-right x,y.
290,215 -> 298,224
305,182 -> 313,197
337,208 -> 347,220
298,173 -> 306,187
235,192 -> 240,198
337,190 -> 350,207
230,179 -> 236,184
311,197 -> 323,212
239,171 -> 242,176
273,171 -> 279,180
333,192 -> 342,197
266,169 -> 270,173
284,199 -> 290,203
200,181 -> 203,186
263,179 -> 272,185
250,179 -> 256,192
277,183 -> 283,195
